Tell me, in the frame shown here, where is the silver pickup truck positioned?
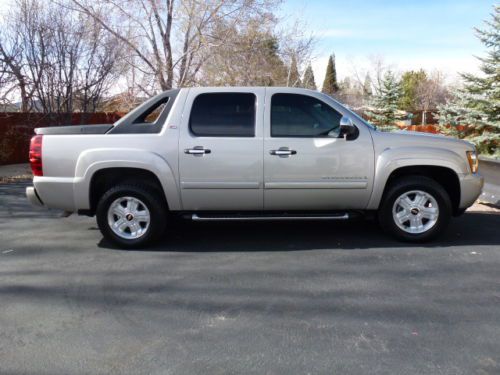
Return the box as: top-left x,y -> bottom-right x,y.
26,87 -> 483,248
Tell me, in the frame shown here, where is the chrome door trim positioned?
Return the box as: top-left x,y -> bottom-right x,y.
264,181 -> 368,189
181,181 -> 261,189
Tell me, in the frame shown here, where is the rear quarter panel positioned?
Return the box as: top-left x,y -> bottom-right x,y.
35,89 -> 188,211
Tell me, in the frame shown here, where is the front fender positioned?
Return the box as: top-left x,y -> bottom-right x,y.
73,148 -> 181,210
367,147 -> 468,210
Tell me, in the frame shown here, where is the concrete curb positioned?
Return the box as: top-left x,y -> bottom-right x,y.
478,156 -> 500,207
479,155 -> 500,166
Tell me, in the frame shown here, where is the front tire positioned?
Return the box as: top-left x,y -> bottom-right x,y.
378,176 -> 452,242
96,184 -> 167,249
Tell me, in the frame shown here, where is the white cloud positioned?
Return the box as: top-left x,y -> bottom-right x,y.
317,28 -> 395,41
319,29 -> 356,38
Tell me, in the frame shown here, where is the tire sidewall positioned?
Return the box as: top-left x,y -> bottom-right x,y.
379,177 -> 452,242
96,185 -> 166,248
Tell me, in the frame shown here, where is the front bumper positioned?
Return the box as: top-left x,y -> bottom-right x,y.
26,187 -> 44,207
459,173 -> 484,209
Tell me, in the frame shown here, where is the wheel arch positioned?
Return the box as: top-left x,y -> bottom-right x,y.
379,166 -> 461,215
368,148 -> 465,215
88,167 -> 170,216
73,149 -> 181,214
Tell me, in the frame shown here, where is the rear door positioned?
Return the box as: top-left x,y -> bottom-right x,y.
179,88 -> 264,211
263,88 -> 374,210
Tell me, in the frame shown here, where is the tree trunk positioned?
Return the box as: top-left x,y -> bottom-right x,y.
19,81 -> 29,112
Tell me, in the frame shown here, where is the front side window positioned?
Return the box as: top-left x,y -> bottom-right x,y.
271,94 -> 342,137
190,93 -> 256,137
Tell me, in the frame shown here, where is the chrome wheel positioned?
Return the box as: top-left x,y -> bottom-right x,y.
392,190 -> 439,234
107,196 -> 151,240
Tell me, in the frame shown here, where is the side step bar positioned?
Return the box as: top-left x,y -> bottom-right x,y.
191,213 -> 350,222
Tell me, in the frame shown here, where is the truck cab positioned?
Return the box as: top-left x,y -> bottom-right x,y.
178,87 -> 373,211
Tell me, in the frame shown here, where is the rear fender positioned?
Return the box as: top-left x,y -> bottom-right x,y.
73,149 -> 180,210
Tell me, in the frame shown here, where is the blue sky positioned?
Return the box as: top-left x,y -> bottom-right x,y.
280,0 -> 495,82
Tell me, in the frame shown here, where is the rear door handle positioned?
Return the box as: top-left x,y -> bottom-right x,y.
184,146 -> 211,155
270,148 -> 297,157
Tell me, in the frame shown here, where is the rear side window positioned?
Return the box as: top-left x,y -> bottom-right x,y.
134,98 -> 169,124
190,93 -> 255,137
271,94 -> 342,137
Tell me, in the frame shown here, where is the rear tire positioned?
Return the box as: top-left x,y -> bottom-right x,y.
96,184 -> 167,249
378,176 -> 452,242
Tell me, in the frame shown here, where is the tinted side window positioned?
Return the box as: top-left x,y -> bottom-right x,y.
271,94 -> 342,137
190,93 -> 255,137
133,97 -> 169,124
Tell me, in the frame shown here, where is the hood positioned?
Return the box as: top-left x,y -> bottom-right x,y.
371,129 -> 475,154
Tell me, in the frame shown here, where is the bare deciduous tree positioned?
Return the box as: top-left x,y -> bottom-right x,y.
348,54 -> 394,98
277,20 -> 315,87
67,0 -> 289,94
0,6 -> 36,112
0,55 -> 17,108
199,18 -> 288,86
0,0 -> 123,117
415,70 -> 449,124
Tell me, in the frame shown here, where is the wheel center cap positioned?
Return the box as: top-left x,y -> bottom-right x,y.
126,213 -> 134,221
410,208 -> 420,215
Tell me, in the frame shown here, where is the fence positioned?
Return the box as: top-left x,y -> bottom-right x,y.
401,124 -> 440,134
0,112 -> 122,165
408,111 -> 438,125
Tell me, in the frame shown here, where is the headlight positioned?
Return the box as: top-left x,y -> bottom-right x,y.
466,150 -> 479,173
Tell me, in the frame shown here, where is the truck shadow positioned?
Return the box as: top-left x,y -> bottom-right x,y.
100,211 -> 500,252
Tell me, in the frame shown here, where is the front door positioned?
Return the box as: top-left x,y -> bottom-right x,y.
179,88 -> 264,211
263,89 -> 374,210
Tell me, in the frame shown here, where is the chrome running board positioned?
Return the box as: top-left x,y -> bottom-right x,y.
191,213 -> 349,221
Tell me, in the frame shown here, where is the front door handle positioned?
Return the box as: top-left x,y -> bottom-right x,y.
270,148 -> 297,157
184,146 -> 211,155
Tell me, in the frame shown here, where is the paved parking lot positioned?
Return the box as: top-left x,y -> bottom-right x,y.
1,181 -> 500,375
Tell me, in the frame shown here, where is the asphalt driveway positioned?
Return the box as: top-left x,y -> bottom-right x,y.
1,181 -> 500,375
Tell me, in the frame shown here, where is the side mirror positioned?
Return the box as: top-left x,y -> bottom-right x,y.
339,116 -> 358,140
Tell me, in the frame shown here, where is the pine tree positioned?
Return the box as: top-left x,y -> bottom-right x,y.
366,70 -> 402,131
399,70 -> 427,111
288,54 -> 301,87
302,64 -> 316,90
363,73 -> 373,98
321,54 -> 339,96
437,6 -> 499,156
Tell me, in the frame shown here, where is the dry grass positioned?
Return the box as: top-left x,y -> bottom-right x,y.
0,174 -> 32,184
